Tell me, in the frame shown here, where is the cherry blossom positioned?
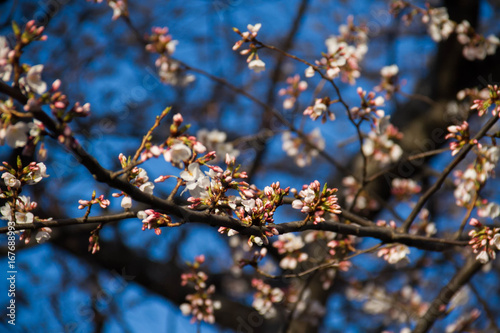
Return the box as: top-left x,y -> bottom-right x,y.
291,180 -> 341,224
248,58 -> 266,73
145,27 -> 195,86
1,195 -> 37,225
391,178 -> 421,200
196,129 -> 239,160
24,162 -> 49,185
468,218 -> 500,263
362,124 -> 403,167
347,284 -> 428,323
163,141 -> 192,165
35,227 -> 52,244
279,74 -> 308,110
180,163 -> 210,199
78,194 -> 110,210
0,36 -> 12,81
282,128 -> 325,167
180,256 -> 221,324
272,234 -> 308,270
456,20 -> 500,60
342,176 -> 379,212
108,0 -> 127,20
303,97 -> 336,123
5,122 -> 29,148
2,173 -> 21,188
313,16 -> 368,84
377,244 -> 410,264
20,65 -> 47,95
445,121 -> 471,156
375,64 -> 399,99
251,278 -> 284,319
423,7 -> 455,42
137,209 -> 172,235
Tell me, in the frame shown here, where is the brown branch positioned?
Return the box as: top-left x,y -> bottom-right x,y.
0,211 -> 137,233
413,255 -> 483,333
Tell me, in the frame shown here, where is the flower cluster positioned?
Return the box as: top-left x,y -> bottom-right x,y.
279,74 -> 308,110
291,180 -> 341,224
409,208 -> 437,237
232,23 -> 266,73
306,16 -> 368,84
445,121 -> 471,156
251,278 -> 284,319
456,20 -> 500,61
468,218 -> 500,263
44,79 -> 91,121
453,146 -> 499,207
0,36 -> 13,81
327,235 -> 356,257
377,244 -> 410,264
113,158 -> 154,208
182,154 -> 248,210
391,2 -> 499,61
1,20 -> 47,90
346,283 -> 428,323
282,128 -> 325,167
470,84 -> 500,117
350,87 -> 385,122
422,7 -> 455,42
1,195 -> 37,226
303,97 -> 336,123
391,178 -> 421,201
88,0 -> 128,20
272,234 -> 308,270
362,122 -> 403,167
476,199 -> 500,219
145,27 -> 194,86
161,113 -> 208,167
234,181 -> 288,237
78,193 -> 110,210
108,0 -> 127,20
137,209 -> 173,235
196,129 -> 239,161
0,158 -> 51,244
180,255 -> 221,324
374,64 -> 399,99
342,176 -> 379,212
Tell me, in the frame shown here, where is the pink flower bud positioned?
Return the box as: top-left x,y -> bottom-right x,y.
173,113 -> 183,124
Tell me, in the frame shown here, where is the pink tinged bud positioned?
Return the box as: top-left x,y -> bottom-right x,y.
121,196 -> 132,209
193,141 -> 206,153
469,218 -> 480,227
291,199 -> 303,210
173,113 -> 183,124
54,101 -> 65,109
52,79 -> 61,90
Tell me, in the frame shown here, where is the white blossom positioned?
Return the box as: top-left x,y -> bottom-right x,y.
20,65 -> 47,95
248,59 -> 266,73
121,196 -> 132,208
164,142 -> 192,164
5,122 -> 29,148
2,173 -> 20,188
